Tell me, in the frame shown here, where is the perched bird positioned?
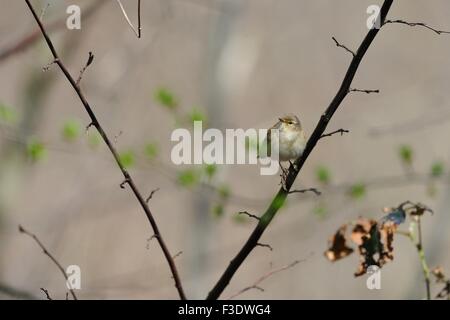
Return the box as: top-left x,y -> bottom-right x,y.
262,114 -> 307,162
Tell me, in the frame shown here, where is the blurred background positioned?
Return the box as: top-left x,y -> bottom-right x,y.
0,0 -> 449,299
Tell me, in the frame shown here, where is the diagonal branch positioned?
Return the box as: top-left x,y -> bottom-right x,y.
206,0 -> 394,300
24,0 -> 185,300
19,225 -> 77,300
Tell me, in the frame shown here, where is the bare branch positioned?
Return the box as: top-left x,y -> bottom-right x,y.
39,3 -> 50,21
331,36 -> 355,57
238,211 -> 261,221
349,88 -> 380,94
146,188 -> 160,203
120,179 -> 130,189
207,0 -> 394,300
19,225 -> 77,300
288,188 -> 321,196
0,282 -> 37,300
76,51 -> 94,85
384,19 -> 450,35
320,129 -> 349,139
227,260 -> 303,299
24,0 -> 185,300
40,288 -> 52,300
256,243 -> 273,251
146,234 -> 157,249
85,122 -> 95,132
116,0 -> 142,38
0,0 -> 106,63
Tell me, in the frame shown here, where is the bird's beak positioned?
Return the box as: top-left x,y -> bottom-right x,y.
278,118 -> 284,122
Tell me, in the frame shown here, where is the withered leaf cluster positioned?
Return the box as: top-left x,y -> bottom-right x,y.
325,205 -> 408,277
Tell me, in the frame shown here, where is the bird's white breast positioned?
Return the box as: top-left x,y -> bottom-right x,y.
278,127 -> 306,161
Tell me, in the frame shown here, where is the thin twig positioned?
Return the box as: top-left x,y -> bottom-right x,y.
19,225 -> 77,300
173,251 -> 183,259
227,260 -> 302,299
384,19 -> 450,35
0,282 -> 37,300
85,122 -> 95,132
24,0 -> 185,300
400,217 -> 431,300
331,36 -> 356,57
116,0 -> 142,38
288,188 -> 321,196
40,288 -> 52,300
206,0 -> 394,300
256,243 -> 273,251
146,188 -> 160,203
42,58 -> 58,71
349,88 -> 380,94
238,211 -> 261,221
320,129 -> 349,139
76,51 -> 94,85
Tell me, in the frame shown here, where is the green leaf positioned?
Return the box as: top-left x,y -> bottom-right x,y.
349,183 -> 366,199
144,143 -> 159,160
62,119 -> 81,142
0,103 -> 17,124
204,164 -> 217,179
431,162 -> 445,178
26,139 -> 47,162
217,184 -> 230,200
212,204 -> 224,217
154,88 -> 177,110
177,169 -> 199,187
188,107 -> 206,124
118,151 -> 135,169
399,145 -> 413,165
316,166 -> 331,184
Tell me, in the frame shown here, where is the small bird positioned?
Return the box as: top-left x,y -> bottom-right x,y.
259,114 -> 307,185
263,114 -> 307,162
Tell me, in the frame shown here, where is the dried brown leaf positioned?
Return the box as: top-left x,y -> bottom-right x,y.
324,225 -> 354,262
